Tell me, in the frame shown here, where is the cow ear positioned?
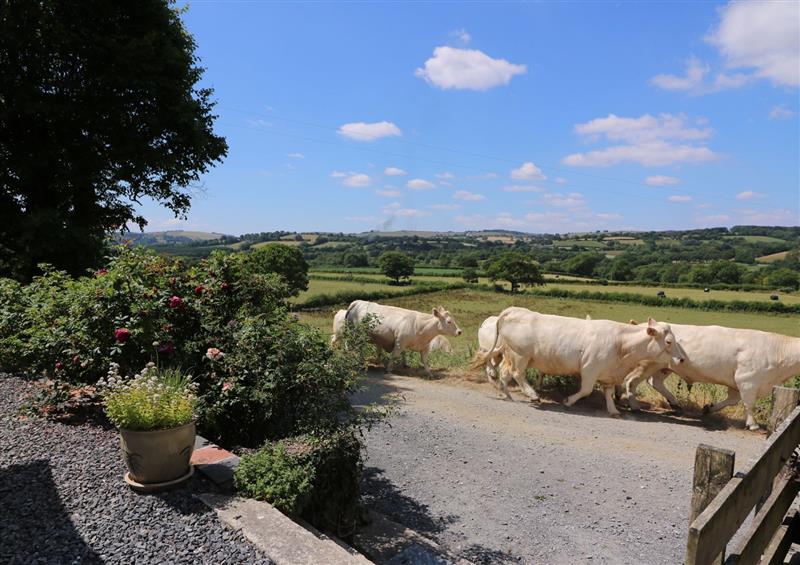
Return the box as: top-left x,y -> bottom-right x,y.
629,319 -> 638,325
646,318 -> 657,336
432,307 -> 442,318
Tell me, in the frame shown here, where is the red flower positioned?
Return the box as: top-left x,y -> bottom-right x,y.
162,323 -> 173,333
220,282 -> 230,292
194,285 -> 204,296
157,341 -> 175,356
95,268 -> 108,277
55,361 -> 64,371
168,296 -> 182,309
114,328 -> 131,343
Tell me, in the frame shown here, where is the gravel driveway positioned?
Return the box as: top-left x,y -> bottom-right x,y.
0,376 -> 270,564
356,372 -> 764,565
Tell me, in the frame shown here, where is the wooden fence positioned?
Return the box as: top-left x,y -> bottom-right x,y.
685,386 -> 800,565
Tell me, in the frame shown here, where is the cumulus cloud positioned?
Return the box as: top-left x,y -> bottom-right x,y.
340,173 -> 372,187
668,195 -> 692,203
770,105 -> 796,120
650,57 -> 710,91
542,192 -> 587,208
735,190 -> 764,201
407,178 -> 435,190
430,203 -> 461,210
415,46 -> 526,90
375,189 -> 402,197
645,175 -> 681,186
454,190 -> 485,201
563,113 -> 721,167
338,121 -> 402,141
706,1 -> 799,87
330,171 -> 347,178
503,185 -> 544,193
510,162 -> 546,180
450,29 -> 471,44
435,172 -> 455,179
384,166 -> 407,176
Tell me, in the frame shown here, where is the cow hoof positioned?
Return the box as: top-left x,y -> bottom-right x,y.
610,413 -> 622,419
748,424 -> 761,431
670,405 -> 683,414
702,404 -> 712,415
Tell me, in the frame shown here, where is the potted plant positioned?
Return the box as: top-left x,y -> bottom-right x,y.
99,362 -> 197,492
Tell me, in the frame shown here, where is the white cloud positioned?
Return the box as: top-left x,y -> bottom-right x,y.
555,177 -> 568,185
701,214 -> 732,224
338,121 -> 402,141
563,114 -> 720,167
645,175 -> 681,186
510,162 -> 546,180
503,185 -> 544,193
287,152 -> 305,159
770,105 -> 796,120
542,192 -> 587,208
383,202 -> 402,210
738,208 -> 799,224
706,0 -> 799,87
668,195 -> 692,203
650,57 -> 710,91
394,208 -> 430,218
450,29 -> 471,44
430,203 -> 461,211
330,171 -> 347,178
435,172 -> 455,179
454,190 -> 485,201
384,166 -> 407,176
495,213 -> 526,228
596,213 -> 622,220
735,190 -> 764,201
573,113 -> 712,143
341,173 -> 372,188
375,189 -> 401,197
415,46 -> 526,91
407,178 -> 435,190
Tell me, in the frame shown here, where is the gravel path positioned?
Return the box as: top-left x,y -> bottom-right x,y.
0,375 -> 270,565
356,372 -> 764,565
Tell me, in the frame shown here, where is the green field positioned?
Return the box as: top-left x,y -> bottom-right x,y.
553,239 -> 606,248
308,272 -> 800,304
723,235 -> 790,244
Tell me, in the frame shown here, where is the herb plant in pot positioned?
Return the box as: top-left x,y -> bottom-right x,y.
100,363 -> 197,492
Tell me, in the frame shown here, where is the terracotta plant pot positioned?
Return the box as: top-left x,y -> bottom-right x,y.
119,421 -> 195,492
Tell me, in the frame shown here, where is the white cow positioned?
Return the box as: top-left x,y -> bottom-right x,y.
330,309 -> 347,347
472,307 -> 686,415
345,300 -> 462,375
623,323 -> 800,430
427,335 -> 453,354
477,316 -> 510,397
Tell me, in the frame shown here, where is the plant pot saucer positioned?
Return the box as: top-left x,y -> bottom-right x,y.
124,465 -> 194,493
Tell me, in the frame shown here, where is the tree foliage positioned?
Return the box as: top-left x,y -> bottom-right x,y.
243,244 -> 309,297
0,0 -> 227,280
378,251 -> 415,284
485,252 -> 544,292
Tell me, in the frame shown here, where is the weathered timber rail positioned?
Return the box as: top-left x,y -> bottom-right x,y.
685,386 -> 800,565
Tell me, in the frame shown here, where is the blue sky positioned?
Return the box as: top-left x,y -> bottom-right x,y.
139,1 -> 799,235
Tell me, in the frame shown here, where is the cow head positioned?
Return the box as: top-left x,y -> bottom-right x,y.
645,317 -> 685,365
433,306 -> 462,337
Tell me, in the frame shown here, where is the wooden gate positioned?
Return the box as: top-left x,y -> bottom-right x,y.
685,386 -> 800,565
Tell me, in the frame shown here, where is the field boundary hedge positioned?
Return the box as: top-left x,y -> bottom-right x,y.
295,280 -> 469,309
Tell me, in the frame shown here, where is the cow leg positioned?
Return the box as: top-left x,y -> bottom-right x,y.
485,361 -> 500,388
604,385 -> 621,417
533,371 -> 544,391
497,362 -> 514,401
565,370 -> 599,408
623,371 -> 648,412
702,387 -> 741,414
420,349 -> 432,377
737,377 -> 762,431
386,340 -> 403,373
649,373 -> 681,410
506,351 -> 539,401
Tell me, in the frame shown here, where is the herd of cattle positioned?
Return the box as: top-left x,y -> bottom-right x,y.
332,299 -> 800,431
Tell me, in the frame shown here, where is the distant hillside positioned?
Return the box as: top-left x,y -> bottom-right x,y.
122,230 -> 229,245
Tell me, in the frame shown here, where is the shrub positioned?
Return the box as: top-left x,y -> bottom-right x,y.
99,364 -> 196,431
235,430 -> 363,538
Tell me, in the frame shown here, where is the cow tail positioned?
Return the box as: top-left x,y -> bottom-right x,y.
470,312 -> 504,370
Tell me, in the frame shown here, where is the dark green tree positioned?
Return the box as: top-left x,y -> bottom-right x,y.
244,244 -> 309,297
562,252 -> 603,277
768,268 -> 800,290
485,252 -> 544,292
462,267 -> 479,284
609,259 -> 634,281
378,251 -> 414,284
342,250 -> 368,268
0,1 -> 227,280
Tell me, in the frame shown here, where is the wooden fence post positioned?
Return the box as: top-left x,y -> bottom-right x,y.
768,386 -> 800,436
687,444 -> 735,565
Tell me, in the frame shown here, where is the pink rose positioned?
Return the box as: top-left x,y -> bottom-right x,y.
206,347 -> 224,361
114,328 -> 131,343
55,361 -> 64,371
222,382 -> 232,392
168,296 -> 182,309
